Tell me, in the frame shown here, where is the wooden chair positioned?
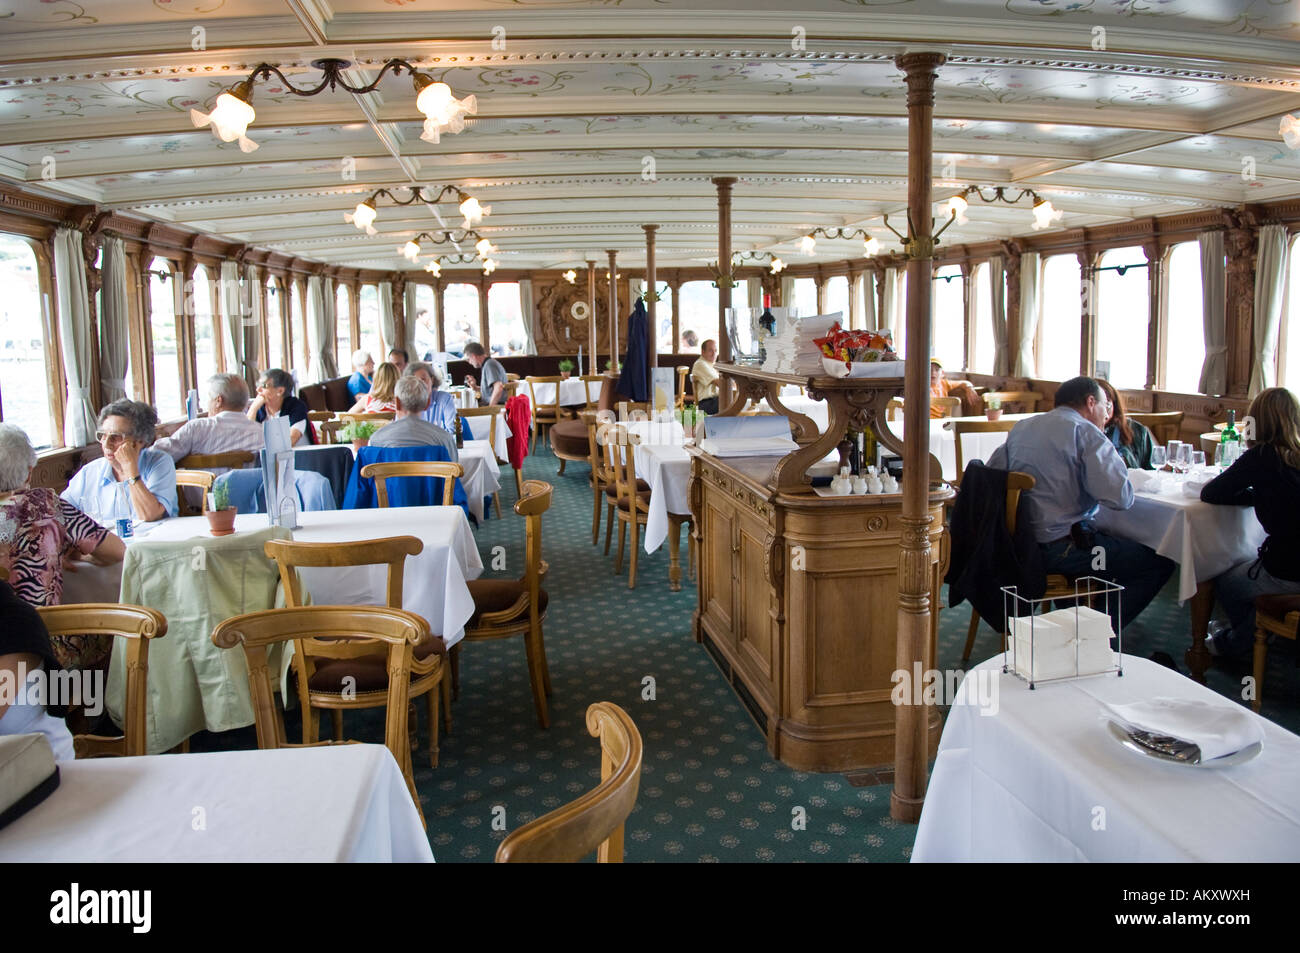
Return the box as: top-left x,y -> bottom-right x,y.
339,411 -> 395,426
526,375 -> 568,450
580,374 -> 604,411
585,412 -> 616,547
983,390 -> 1043,413
212,604 -> 428,826
960,471 -> 1076,662
460,404 -> 521,503
175,468 -> 215,516
177,450 -> 256,471
950,418 -> 1017,487
605,425 -> 680,590
675,365 -> 690,410
36,604 -> 167,758
495,701 -> 643,863
307,410 -> 334,424
1128,411 -> 1184,445
1251,593 -> 1299,713
360,461 -> 464,508
263,536 -> 450,768
887,396 -> 960,421
456,480 -> 553,728
318,419 -> 344,445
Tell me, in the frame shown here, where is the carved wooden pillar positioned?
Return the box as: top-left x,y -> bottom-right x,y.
1143,241 -> 1163,390
347,281 -> 361,355
815,266 -> 828,315
714,177 -> 736,362
392,272 -> 407,358
847,267 -> 861,329
669,276 -> 682,352
892,50 -> 946,824
478,276 -> 490,352
586,261 -> 597,370
130,248 -> 153,403
607,250 -> 619,372
961,263 -> 973,372
1224,221 -> 1259,398
1078,249 -> 1098,377
1001,241 -> 1021,379
434,280 -> 446,356
644,225 -> 659,375
79,229 -> 105,410
876,261 -> 889,323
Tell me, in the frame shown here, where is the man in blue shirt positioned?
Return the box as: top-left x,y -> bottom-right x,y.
347,349 -> 375,400
406,361 -> 462,439
987,376 -> 1174,628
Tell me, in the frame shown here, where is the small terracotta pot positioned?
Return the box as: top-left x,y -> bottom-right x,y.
986,408 -> 1003,421
559,370 -> 572,379
205,506 -> 238,536
352,438 -> 369,451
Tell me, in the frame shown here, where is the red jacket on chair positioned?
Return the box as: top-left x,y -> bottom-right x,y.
505,395 -> 532,469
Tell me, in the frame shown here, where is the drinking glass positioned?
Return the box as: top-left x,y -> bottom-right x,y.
1150,445 -> 1167,469
1167,441 -> 1184,471
1191,450 -> 1206,469
1175,442 -> 1193,474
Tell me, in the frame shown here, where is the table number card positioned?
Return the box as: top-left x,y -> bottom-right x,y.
262,416 -> 298,529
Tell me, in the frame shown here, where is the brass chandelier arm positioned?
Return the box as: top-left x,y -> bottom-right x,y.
958,184 -> 1044,206
369,184 -> 470,208
244,58 -> 421,98
409,229 -> 485,246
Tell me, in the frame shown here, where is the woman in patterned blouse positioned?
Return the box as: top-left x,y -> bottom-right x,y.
0,424 -> 125,669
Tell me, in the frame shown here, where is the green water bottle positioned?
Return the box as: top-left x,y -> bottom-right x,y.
1219,409 -> 1240,466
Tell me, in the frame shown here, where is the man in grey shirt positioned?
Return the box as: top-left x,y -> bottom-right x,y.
369,375 -> 459,462
463,341 -> 507,406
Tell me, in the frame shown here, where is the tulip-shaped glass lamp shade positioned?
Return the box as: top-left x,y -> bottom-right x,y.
563,269 -> 577,284
414,74 -> 478,144
799,234 -> 816,256
345,199 -> 378,235
1031,196 -> 1063,230
458,195 -> 488,227
474,237 -> 497,258
482,258 -> 498,275
425,259 -> 442,276
1281,114 -> 1300,149
401,240 -> 421,262
947,194 -> 969,225
191,80 -> 259,153
769,258 -> 785,274
863,237 -> 880,258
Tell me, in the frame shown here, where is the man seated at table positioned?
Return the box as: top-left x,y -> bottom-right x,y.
987,375 -> 1175,628
154,373 -> 265,473
463,342 -> 507,406
369,375 -> 459,462
692,339 -> 720,415
387,348 -> 409,376
405,361 -> 461,437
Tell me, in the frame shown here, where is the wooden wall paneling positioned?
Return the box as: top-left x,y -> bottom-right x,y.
1225,215 -> 1260,398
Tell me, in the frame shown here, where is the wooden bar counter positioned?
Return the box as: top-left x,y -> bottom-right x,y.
689,364 -> 951,772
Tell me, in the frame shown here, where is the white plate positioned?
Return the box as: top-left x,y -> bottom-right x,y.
1106,720 -> 1262,768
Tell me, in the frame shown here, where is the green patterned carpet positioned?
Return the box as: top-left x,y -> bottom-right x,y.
193,444 -> 1300,862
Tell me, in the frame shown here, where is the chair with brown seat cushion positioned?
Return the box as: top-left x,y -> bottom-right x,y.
212,604 -> 429,827
526,375 -> 570,450
175,469 -> 215,516
549,417 -> 590,476
960,471 -> 1076,662
263,535 -> 449,768
36,604 -> 167,758
946,380 -> 985,417
604,425 -> 657,589
1252,593 -> 1300,713
495,701 -> 642,863
456,480 -> 554,728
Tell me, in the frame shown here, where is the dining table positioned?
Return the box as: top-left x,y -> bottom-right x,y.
525,376 -> 600,409
912,654 -> 1300,862
0,744 -> 434,862
276,443 -> 354,509
461,411 -> 512,462
1093,469 -> 1267,683
458,438 -> 502,521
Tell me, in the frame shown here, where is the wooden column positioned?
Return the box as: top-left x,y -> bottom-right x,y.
815,268 -> 828,315
1002,241 -> 1022,379
714,177 -> 736,362
961,263 -> 973,371
892,50 -> 945,825
876,262 -> 889,323
435,281 -> 446,355
847,267 -> 861,329
1078,250 -> 1097,376
348,281 -> 361,356
392,273 -> 406,360
130,248 -> 153,403
1143,241 -> 1163,390
607,249 -> 619,372
586,260 -> 597,373
1224,217 -> 1259,398
644,225 -> 659,384
669,277 -> 682,351
478,276 -> 491,352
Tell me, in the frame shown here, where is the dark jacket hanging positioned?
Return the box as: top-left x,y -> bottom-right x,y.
616,298 -> 650,403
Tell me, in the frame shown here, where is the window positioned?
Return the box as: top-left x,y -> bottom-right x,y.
1281,235 -> 1300,390
413,283 -> 436,359
336,285 -> 352,370
443,283 -> 479,356
654,285 -> 674,354
357,284 -> 383,358
791,277 -> 817,316
1038,254 -> 1081,382
971,263 -> 999,374
1164,242 -> 1205,395
191,264 -> 218,388
824,276 -> 849,322
487,282 -> 528,356
932,264 -> 965,371
1096,246 -> 1150,388
149,258 -> 184,420
265,278 -> 284,371
0,235 -> 56,448
677,281 -> 718,353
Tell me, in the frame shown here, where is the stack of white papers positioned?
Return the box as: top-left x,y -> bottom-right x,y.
762,313 -> 842,375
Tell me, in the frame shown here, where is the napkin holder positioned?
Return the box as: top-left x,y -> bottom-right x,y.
1001,578 -> 1124,687
0,733 -> 60,831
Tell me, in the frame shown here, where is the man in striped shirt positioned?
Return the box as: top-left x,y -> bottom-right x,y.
154,373 -> 265,474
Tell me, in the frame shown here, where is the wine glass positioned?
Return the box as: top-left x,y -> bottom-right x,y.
1175,442 -> 1193,474
1150,445 -> 1167,470
1191,450 -> 1206,470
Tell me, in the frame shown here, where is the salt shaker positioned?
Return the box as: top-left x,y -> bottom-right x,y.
831,466 -> 852,495
852,472 -> 868,495
866,466 -> 883,495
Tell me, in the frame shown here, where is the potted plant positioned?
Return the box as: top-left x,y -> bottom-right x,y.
676,404 -> 707,442
985,395 -> 1003,421
340,420 -> 379,450
603,359 -> 613,373
205,479 -> 237,536
558,358 -> 575,380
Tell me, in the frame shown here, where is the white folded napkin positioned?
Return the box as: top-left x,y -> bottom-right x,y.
1128,468 -> 1154,491
699,436 -> 800,457
821,357 -> 907,379
1103,696 -> 1264,761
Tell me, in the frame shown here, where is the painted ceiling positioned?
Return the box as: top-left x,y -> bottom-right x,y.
0,0 -> 1296,272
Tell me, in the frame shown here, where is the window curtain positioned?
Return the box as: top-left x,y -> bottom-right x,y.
306,276 -> 333,383
519,278 -> 537,354
780,275 -> 795,313
1249,224 -> 1289,397
862,270 -> 877,329
747,277 -> 762,310
322,276 -> 339,379
1015,252 -> 1040,378
53,227 -> 96,447
403,281 -> 419,358
242,263 -> 263,385
219,260 -> 247,385
378,280 -> 397,356
989,255 -> 1009,375
98,235 -> 130,404
1197,231 -> 1227,396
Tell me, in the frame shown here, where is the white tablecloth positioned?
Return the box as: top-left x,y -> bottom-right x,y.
0,745 -> 433,862
526,377 -> 597,408
133,506 -> 482,646
463,413 -> 512,462
637,443 -> 693,553
752,395 -> 829,432
1094,481 -> 1267,603
888,413 -> 1033,481
458,439 -> 501,522
913,654 -> 1300,862
444,386 -> 476,410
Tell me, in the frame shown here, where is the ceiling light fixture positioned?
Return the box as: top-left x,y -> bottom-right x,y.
344,184 -> 488,232
482,259 -> 498,275
396,229 -> 498,265
948,185 -> 1063,231
563,269 -> 577,284
191,58 -> 475,151
1280,114 -> 1299,149
345,198 -> 379,235
798,227 -> 879,257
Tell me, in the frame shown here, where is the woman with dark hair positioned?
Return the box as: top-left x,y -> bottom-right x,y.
247,368 -> 314,445
1201,386 -> 1300,657
1096,378 -> 1154,470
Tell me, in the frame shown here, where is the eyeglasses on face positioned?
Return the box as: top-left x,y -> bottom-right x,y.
94,431 -> 129,445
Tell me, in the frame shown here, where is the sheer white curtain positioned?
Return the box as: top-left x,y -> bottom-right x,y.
378,280 -> 397,356
862,270 -> 877,329
53,227 -> 96,446
1250,224 -> 1289,396
1015,252 -> 1040,377
306,276 -> 331,383
747,277 -> 762,310
780,275 -> 795,312
989,255 -> 1009,375
219,260 -> 247,384
322,276 -> 339,379
99,235 -> 130,403
403,281 -> 419,358
242,263 -> 263,384
883,267 -> 899,334
519,278 -> 537,354
1198,231 -> 1227,396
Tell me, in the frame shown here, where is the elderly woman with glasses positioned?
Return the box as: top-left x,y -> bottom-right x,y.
61,400 -> 178,523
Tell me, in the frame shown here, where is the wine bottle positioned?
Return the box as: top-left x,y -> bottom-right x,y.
759,293 -> 776,337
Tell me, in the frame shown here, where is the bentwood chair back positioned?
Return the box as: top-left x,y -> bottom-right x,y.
318,419 -> 344,445
496,702 -> 642,863
177,450 -> 257,472
339,411 -> 395,426
585,411 -> 615,546
949,419 -> 1017,487
175,468 -> 216,515
1128,411 -> 1184,446
959,471 -> 1076,662
983,390 -> 1043,413
580,375 -> 604,411
460,480 -> 553,728
36,604 -> 167,758
605,425 -> 655,589
460,404 -> 520,501
211,604 -> 428,826
307,410 -> 334,424
526,375 -> 567,449
675,366 -> 690,410
360,461 -> 464,508
1252,594 -> 1300,713
887,396 -> 960,421
262,535 -> 450,767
